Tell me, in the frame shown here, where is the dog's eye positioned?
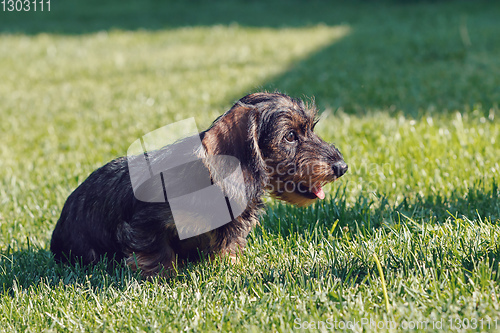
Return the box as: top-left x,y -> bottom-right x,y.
285,130 -> 297,143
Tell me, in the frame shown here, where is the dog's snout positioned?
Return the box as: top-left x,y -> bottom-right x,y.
332,160 -> 348,178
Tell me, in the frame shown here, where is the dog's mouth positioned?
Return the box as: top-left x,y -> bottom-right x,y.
311,185 -> 326,199
295,181 -> 328,200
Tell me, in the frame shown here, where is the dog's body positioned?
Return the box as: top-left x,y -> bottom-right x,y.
51,93 -> 347,276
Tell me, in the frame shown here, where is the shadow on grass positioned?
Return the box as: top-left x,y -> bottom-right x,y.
0,0 -> 363,34
0,247 -> 144,295
263,180 -> 499,237
0,183 -> 500,293
259,180 -> 500,284
1,0 -> 499,296
1,180 -> 498,293
0,182 -> 500,294
0,246 -> 235,294
2,0 -> 499,115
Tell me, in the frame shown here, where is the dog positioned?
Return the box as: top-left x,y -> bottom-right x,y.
50,92 -> 348,276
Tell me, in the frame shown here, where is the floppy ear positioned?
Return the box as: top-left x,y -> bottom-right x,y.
201,103 -> 268,201
246,107 -> 268,189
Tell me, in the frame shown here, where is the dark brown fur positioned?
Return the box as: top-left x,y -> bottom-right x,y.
50,92 -> 347,277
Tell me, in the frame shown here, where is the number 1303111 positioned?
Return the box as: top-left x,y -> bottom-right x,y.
2,0 -> 50,11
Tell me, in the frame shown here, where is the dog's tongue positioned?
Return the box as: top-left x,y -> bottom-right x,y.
312,186 -> 325,200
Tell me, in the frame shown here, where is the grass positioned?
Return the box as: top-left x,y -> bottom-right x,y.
1,0 -> 500,331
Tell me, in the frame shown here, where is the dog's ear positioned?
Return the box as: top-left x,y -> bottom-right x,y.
202,102 -> 268,200
246,105 -> 269,191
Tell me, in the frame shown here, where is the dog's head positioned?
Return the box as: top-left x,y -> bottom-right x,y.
203,92 -> 347,206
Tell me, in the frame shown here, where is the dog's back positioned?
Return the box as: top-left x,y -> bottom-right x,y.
51,158 -> 133,265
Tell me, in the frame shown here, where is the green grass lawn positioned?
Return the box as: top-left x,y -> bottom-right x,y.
1,0 -> 500,331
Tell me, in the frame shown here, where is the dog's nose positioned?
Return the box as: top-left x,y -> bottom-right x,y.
332,160 -> 348,178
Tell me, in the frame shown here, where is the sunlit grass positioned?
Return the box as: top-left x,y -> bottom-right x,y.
1,0 -> 500,331
0,24 -> 349,249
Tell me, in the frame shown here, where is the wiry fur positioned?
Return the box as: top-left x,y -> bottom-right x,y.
50,92 -> 347,277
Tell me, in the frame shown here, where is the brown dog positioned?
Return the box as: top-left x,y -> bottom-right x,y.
50,92 -> 347,276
